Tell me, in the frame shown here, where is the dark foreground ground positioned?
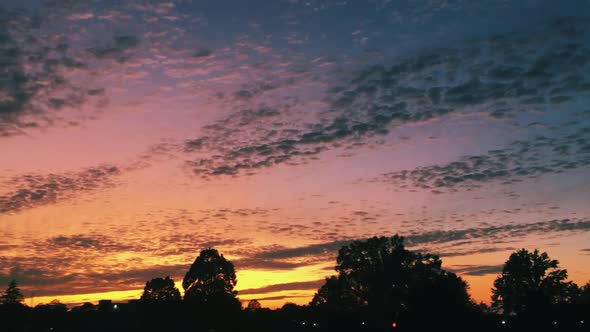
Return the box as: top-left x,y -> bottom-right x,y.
1,303 -> 587,332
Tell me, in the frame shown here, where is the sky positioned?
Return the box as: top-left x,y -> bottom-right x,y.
1,0 -> 590,309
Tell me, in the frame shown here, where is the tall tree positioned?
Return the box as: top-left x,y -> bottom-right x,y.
0,279 -> 24,306
140,276 -> 181,302
492,248 -> 573,316
182,248 -> 240,310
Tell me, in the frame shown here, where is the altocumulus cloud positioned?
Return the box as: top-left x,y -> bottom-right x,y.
0,165 -> 121,214
86,35 -> 141,63
1,217 -> 588,298
179,17 -> 590,178
246,218 -> 590,262
0,5 -> 111,137
380,125 -> 590,192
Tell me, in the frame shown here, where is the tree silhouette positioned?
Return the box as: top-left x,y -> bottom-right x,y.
311,275 -> 363,311
492,248 -> 574,316
246,299 -> 262,311
580,281 -> 590,305
182,248 -> 240,310
0,279 -> 24,306
70,302 -> 96,313
311,235 -> 473,326
140,276 -> 181,302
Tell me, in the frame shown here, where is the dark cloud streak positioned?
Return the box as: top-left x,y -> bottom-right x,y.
381,126 -> 590,192
0,165 -> 120,214
447,264 -> 504,276
250,218 -> 590,261
238,280 -> 324,295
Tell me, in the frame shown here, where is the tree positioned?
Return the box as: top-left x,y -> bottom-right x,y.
246,299 -> 261,311
182,248 -> 240,310
491,248 -> 574,316
579,281 -> 590,305
140,276 -> 181,302
71,302 -> 96,313
0,279 -> 24,306
310,275 -> 363,311
311,235 -> 473,325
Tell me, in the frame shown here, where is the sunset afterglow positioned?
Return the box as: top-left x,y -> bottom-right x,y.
1,0 -> 590,309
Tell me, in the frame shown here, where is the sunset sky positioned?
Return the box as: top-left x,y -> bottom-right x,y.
1,0 -> 590,309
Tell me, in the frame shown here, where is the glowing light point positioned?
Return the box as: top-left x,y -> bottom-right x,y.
501,320 -> 506,325
392,322 -> 397,328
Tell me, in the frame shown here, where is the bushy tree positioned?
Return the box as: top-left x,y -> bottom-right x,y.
311,235 -> 473,325
311,275 -> 363,311
491,248 -> 574,316
182,248 -> 240,310
0,280 -> 24,306
140,276 -> 181,302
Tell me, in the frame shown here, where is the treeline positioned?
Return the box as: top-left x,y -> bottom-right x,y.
1,236 -> 589,331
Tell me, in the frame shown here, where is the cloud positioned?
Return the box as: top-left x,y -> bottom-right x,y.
2,215 -> 587,299
179,17 -> 590,178
248,218 -> 590,261
245,294 -> 308,302
0,5 -> 105,137
67,13 -> 94,20
233,258 -> 308,270
238,280 -> 324,295
0,165 -> 121,214
192,49 -> 213,58
131,1 -> 176,15
0,264 -> 188,297
435,247 -> 516,258
253,240 -> 349,261
0,265 -> 80,289
45,234 -> 133,252
84,265 -> 188,285
405,219 -> 590,245
447,264 -> 503,276
87,35 -> 140,63
380,126 -> 590,192
0,209 -> 259,296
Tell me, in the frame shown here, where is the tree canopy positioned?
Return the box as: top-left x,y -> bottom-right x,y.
491,248 -> 574,316
182,248 -> 240,310
311,235 -> 473,323
140,276 -> 181,302
0,279 -> 24,306
311,275 -> 363,311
